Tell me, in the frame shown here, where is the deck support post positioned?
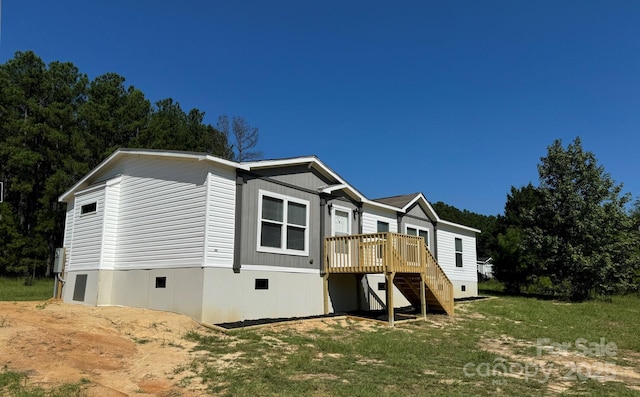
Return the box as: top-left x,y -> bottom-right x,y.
420,273 -> 427,320
323,274 -> 330,315
386,271 -> 396,327
355,274 -> 364,310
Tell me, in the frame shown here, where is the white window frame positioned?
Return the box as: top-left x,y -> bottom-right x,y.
405,223 -> 430,248
257,190 -> 310,256
330,205 -> 352,237
79,201 -> 98,216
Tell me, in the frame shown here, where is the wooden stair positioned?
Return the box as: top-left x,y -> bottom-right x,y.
389,240 -> 454,315
393,274 -> 450,314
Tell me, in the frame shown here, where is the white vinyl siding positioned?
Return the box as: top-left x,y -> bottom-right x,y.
68,188 -> 105,271
256,190 -> 310,256
361,204 -> 397,234
62,202 -> 75,271
204,166 -> 236,267
115,158 -> 209,269
100,178 -> 121,270
435,225 -> 477,284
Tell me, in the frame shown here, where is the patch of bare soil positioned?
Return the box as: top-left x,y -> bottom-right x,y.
0,300 -> 207,396
479,336 -> 640,394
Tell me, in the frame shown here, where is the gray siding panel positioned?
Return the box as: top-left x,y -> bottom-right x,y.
240,177 -> 320,269
252,165 -> 330,191
401,204 -> 435,249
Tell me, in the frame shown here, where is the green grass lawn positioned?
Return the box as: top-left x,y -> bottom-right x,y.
0,278 -> 54,301
2,277 -> 639,396
179,288 -> 640,396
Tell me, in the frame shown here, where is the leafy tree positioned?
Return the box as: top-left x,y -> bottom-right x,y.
217,114 -> 262,161
495,138 -> 639,299
133,98 -> 232,156
0,51 -> 235,277
492,184 -> 543,292
0,52 -> 90,276
80,72 -> 150,163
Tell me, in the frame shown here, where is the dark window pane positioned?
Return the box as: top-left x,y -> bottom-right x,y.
455,238 -> 463,252
378,282 -> 386,291
286,226 -> 305,250
288,202 -> 307,226
377,221 -> 389,232
255,279 -> 269,290
456,252 -> 463,267
81,202 -> 97,214
262,196 -> 283,222
155,277 -> 166,288
261,222 -> 282,248
407,227 -> 417,236
419,230 -> 429,242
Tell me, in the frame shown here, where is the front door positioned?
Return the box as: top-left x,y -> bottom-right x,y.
332,208 -> 351,267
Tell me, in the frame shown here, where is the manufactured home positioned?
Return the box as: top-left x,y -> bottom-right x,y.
58,149 -> 479,325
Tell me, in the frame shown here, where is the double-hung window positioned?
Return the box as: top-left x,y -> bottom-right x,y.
406,225 -> 430,248
455,238 -> 463,267
258,190 -> 309,256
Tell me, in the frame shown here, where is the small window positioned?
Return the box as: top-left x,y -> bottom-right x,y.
81,202 -> 97,215
377,221 -> 389,233
461,285 -> 466,292
455,238 -> 463,267
155,277 -> 167,288
378,282 -> 386,291
255,278 -> 269,290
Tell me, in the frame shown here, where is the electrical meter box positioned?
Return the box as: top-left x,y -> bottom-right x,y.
53,248 -> 65,273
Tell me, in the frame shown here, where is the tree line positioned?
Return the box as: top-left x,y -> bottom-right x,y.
436,137 -> 640,300
0,51 -> 260,277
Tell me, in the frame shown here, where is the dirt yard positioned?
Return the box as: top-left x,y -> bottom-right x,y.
0,299 -> 208,396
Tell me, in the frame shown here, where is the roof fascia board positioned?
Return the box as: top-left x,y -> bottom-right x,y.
437,219 -> 481,234
59,149 -> 246,202
248,157 -> 367,202
403,194 -> 441,222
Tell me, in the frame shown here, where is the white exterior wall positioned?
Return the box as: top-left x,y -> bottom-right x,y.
67,188 -> 105,271
62,202 -> 75,271
204,166 -> 236,268
361,204 -> 410,308
436,224 -> 478,298
114,158 -> 209,270
201,267 -> 324,324
100,178 -> 121,270
361,204 -> 398,233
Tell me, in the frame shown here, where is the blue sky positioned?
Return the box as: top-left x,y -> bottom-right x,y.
1,1 -> 639,215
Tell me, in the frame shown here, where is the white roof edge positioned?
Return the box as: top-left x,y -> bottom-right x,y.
59,149 -> 245,202
362,199 -> 402,212
437,219 -> 481,233
247,157 -> 368,202
402,193 -> 441,222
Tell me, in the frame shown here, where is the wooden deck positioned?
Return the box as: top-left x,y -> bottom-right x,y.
323,233 -> 454,325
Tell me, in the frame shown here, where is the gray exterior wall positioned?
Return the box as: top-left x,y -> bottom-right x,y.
399,203 -> 435,251
239,166 -> 335,270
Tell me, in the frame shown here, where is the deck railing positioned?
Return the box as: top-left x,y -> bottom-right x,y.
421,243 -> 455,315
324,232 -> 454,315
325,233 -> 426,274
